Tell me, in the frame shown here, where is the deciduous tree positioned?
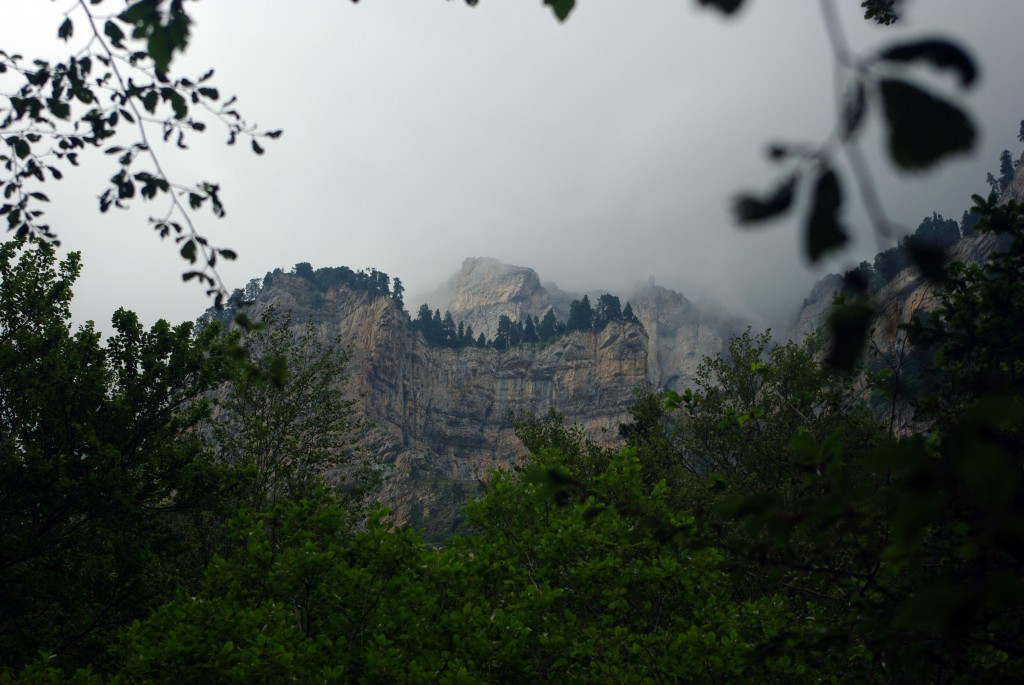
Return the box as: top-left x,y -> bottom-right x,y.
0,239 -> 236,671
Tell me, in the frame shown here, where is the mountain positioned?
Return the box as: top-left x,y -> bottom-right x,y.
212,257 -> 747,535
234,266 -> 650,536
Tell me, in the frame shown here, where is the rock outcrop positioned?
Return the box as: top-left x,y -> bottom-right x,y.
418,257 -> 554,340
628,284 -> 745,392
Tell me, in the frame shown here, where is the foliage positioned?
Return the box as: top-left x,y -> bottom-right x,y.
513,407 -> 613,485
566,293 -> 594,332
0,238 -> 237,671
860,0 -> 902,25
600,207 -> 1024,680
4,3 -> 1020,683
209,306 -> 373,513
0,1 -> 289,302
27,451 -> 831,684
630,331 -> 886,586
907,195 -> 1024,416
410,294 -> 638,350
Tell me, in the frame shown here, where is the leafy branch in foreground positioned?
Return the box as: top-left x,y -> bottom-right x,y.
524,0 -> 969,370
0,0 -> 283,305
731,1 -> 976,369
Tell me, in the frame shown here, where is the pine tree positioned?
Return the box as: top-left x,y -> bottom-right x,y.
961,209 -> 981,237
391,277 -> 405,310
432,309 -> 443,345
414,303 -> 432,336
442,311 -> 457,346
594,294 -> 623,330
538,308 -> 558,341
1000,149 -> 1016,192
494,315 -> 513,349
510,319 -> 524,346
567,295 -> 594,332
622,302 -> 637,323
523,316 -> 539,343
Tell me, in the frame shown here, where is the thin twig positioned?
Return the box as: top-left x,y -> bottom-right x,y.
76,0 -> 229,298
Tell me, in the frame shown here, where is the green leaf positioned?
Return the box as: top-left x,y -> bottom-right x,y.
805,167 -> 847,262
46,97 -> 71,120
119,0 -> 160,25
11,138 -> 30,159
734,174 -> 797,224
880,79 -> 975,171
104,20 -> 126,47
161,88 -> 188,120
825,297 -> 874,371
697,0 -> 745,14
543,0 -> 576,21
879,39 -> 977,88
903,236 -> 947,281
180,239 -> 197,263
26,67 -> 50,87
58,18 -> 74,42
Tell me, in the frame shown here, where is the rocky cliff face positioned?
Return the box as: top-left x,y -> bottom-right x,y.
253,272 -> 651,535
447,258 -> 552,339
419,258 -> 742,393
791,155 -> 1024,348
628,284 -> 745,392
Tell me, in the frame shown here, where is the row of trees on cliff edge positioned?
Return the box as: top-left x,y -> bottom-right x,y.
202,261 -> 406,327
410,293 -> 641,350
208,259 -> 647,354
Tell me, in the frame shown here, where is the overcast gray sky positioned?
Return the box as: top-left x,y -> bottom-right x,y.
5,0 -> 1024,333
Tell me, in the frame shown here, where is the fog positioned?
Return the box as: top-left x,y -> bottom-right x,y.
4,0 -> 1023,334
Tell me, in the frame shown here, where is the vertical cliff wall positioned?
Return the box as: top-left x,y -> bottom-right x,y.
253,273 -> 651,534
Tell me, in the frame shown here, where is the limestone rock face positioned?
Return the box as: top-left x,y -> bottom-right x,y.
1005,152 -> 1024,204
870,233 -> 1004,347
417,258 -> 740,393
793,273 -> 843,341
433,257 -> 553,339
790,234 -> 1003,352
249,272 -> 651,535
629,285 -> 745,392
